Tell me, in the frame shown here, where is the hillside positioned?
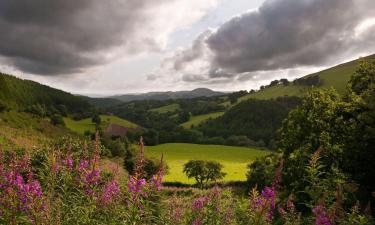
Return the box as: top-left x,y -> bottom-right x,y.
239,54 -> 375,101
0,73 -> 90,112
109,88 -> 225,102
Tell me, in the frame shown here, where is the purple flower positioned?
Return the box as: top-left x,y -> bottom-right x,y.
150,174 -> 163,191
127,177 -> 146,194
78,159 -> 89,172
62,154 -> 73,169
100,180 -> 120,205
312,205 -> 332,225
192,197 -> 207,211
192,218 -> 202,225
85,169 -> 101,186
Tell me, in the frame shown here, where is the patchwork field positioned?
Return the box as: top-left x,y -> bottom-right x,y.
149,103 -> 180,113
145,143 -> 269,184
181,112 -> 225,129
64,115 -> 138,134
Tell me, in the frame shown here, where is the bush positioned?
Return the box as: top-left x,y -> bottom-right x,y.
246,154 -> 280,190
50,114 -> 65,126
124,148 -> 167,180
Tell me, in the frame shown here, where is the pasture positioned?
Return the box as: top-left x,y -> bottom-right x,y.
181,111 -> 224,128
145,143 -> 269,184
64,115 -> 138,134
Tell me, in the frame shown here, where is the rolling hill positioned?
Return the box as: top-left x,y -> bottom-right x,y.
239,54 -> 375,101
109,88 -> 225,102
0,72 -> 90,112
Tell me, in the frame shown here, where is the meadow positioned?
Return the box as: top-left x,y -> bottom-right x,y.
145,143 -> 269,183
149,103 -> 180,113
63,115 -> 138,134
180,111 -> 225,129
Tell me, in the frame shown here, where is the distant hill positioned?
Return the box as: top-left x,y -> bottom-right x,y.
239,54 -> 375,101
109,88 -> 225,102
79,96 -> 123,108
0,73 -> 90,113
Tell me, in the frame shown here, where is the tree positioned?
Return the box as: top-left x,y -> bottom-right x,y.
91,114 -> 101,127
50,114 -> 65,126
183,160 -> 226,188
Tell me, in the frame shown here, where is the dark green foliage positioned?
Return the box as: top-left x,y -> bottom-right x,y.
91,114 -> 101,126
0,100 -> 8,112
123,149 -> 166,180
198,96 -> 301,145
176,111 -> 190,123
183,160 -> 226,188
50,114 -> 65,126
143,129 -> 159,146
246,154 -> 280,190
0,73 -> 91,113
228,90 -> 248,104
293,75 -> 322,86
106,138 -> 126,157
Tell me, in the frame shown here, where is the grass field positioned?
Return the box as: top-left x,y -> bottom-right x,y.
149,103 -> 180,113
181,112 -> 225,129
145,143 -> 269,184
64,115 -> 138,134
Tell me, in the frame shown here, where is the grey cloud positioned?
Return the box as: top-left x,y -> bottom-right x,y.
182,74 -> 208,82
170,0 -> 375,82
172,30 -> 213,71
207,0 -> 375,73
0,0 -> 169,75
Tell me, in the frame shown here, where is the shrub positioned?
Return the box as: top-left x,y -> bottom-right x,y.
50,114 -> 65,126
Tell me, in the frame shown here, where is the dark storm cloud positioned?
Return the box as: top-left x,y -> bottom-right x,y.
0,0 -> 167,75
169,0 -> 375,81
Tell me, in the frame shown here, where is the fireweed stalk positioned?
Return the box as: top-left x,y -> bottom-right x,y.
248,158 -> 284,225
0,151 -> 46,225
126,137 -> 165,224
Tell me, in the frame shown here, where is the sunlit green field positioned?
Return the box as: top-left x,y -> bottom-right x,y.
181,112 -> 224,129
64,115 -> 138,134
145,143 -> 269,184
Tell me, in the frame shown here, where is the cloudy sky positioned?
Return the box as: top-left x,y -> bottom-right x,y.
1,0 -> 375,96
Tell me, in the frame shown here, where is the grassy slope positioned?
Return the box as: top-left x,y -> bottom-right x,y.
149,103 -> 180,113
238,54 -> 375,101
0,111 -> 72,151
64,115 -> 138,134
181,112 -> 225,129
145,143 -> 269,184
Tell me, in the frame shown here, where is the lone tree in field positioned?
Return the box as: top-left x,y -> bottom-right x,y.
91,114 -> 101,128
183,160 -> 226,188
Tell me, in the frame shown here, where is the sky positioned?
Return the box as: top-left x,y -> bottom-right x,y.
0,0 -> 375,96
